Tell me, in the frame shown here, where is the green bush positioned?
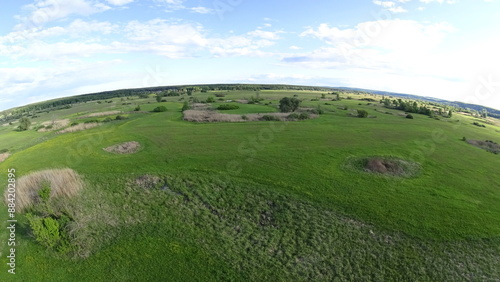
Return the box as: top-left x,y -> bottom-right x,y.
406,114 -> 414,119
115,115 -> 126,120
241,115 -> 248,120
38,182 -> 51,203
103,117 -> 113,122
206,97 -> 215,103
299,112 -> 310,120
84,119 -> 99,124
70,122 -> 79,126
134,105 -> 141,111
153,106 -> 168,112
181,101 -> 190,112
0,148 -> 8,153
287,113 -> 299,119
26,213 -> 61,248
262,115 -> 280,121
357,110 -> 368,118
217,104 -> 240,110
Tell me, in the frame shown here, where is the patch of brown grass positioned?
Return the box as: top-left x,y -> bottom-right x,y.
0,153 -> 10,163
4,168 -> 83,212
104,141 -> 141,154
57,123 -> 100,134
79,111 -> 122,118
134,175 -> 162,189
183,110 -> 317,123
38,119 -> 70,132
466,140 -> 500,154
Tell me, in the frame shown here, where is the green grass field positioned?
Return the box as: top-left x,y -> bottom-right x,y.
1,90 -> 499,281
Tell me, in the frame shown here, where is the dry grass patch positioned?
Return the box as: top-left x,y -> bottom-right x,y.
38,119 -> 70,132
345,156 -> 421,178
0,153 -> 10,163
183,110 -> 317,123
4,168 -> 83,212
104,141 -> 141,154
79,111 -> 122,118
466,140 -> 500,154
133,175 -> 162,189
57,122 -> 100,134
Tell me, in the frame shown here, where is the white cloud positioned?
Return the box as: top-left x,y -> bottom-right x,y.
105,0 -> 134,5
18,0 -> 110,27
190,6 -> 213,14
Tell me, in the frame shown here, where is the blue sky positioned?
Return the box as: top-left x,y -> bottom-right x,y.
1,0 -> 499,111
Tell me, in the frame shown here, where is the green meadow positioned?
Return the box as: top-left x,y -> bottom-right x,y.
1,89 -> 499,281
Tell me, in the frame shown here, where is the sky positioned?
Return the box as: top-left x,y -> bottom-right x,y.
1,0 -> 500,111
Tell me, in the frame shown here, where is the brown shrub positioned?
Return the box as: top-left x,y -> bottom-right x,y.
4,168 -> 83,212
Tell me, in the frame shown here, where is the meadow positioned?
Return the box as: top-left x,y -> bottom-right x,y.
1,89 -> 499,281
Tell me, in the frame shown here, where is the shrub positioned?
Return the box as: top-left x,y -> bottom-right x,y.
287,113 -> 300,119
70,122 -> 79,126
84,119 -> 99,124
153,106 -> 168,112
45,125 -> 53,129
217,104 -> 240,110
33,125 -> 45,131
279,97 -> 301,113
241,115 -> 248,120
206,97 -> 215,103
406,114 -> 414,119
462,137 -> 467,141
357,110 -> 368,118
215,93 -> 226,97
299,112 -> 310,120
181,101 -> 190,112
134,105 -> 141,111
103,117 -> 113,123
0,148 -> 8,154
262,115 -> 280,121
18,117 -> 31,131
115,115 -> 126,120
26,214 -> 61,248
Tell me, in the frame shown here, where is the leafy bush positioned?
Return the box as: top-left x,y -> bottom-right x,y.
299,112 -> 310,120
134,105 -> 141,111
115,115 -> 126,120
84,119 -> 99,124
18,117 -> 31,131
217,104 -> 240,110
0,148 -> 8,153
473,122 -> 486,128
215,93 -> 226,97
45,125 -> 53,129
287,113 -> 299,119
262,115 -> 281,121
241,115 -> 248,120
357,110 -> 368,118
181,101 -> 190,112
206,97 -> 215,103
153,106 -> 168,112
70,122 -> 79,126
279,97 -> 301,112
406,114 -> 414,119
26,214 -> 61,248
103,117 -> 113,122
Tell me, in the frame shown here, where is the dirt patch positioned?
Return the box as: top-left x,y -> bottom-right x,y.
0,153 -> 10,163
79,111 -> 122,118
104,141 -> 141,154
183,110 -> 318,123
38,119 -> 70,132
345,156 -> 421,178
466,140 -> 500,154
57,123 -> 100,134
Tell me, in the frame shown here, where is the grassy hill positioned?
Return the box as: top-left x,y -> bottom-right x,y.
1,88 -> 499,280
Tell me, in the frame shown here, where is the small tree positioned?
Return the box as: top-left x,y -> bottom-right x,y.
279,97 -> 301,113
448,110 -> 452,118
206,97 -> 215,103
18,117 -> 31,131
357,110 -> 368,118
156,94 -> 162,103
181,101 -> 190,112
134,105 -> 141,111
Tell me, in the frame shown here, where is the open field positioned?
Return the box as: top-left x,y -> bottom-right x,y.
1,89 -> 499,280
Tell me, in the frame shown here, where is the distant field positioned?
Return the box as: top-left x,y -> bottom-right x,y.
1,89 -> 499,280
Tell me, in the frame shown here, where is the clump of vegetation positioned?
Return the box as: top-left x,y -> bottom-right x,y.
241,115 -> 248,120
345,156 -> 421,178
299,112 -> 310,120
103,117 -> 113,123
206,97 -> 215,103
217,104 -> 240,110
473,122 -> 486,128
215,93 -> 226,97
115,115 -> 126,120
279,97 -> 300,112
153,106 -> 168,112
18,117 -> 31,131
357,110 -> 368,118
84,119 -> 100,124
134,105 -> 141,111
466,139 -> 500,154
406,114 -> 414,119
0,148 -> 8,154
181,101 -> 190,112
262,115 -> 281,121
70,122 -> 79,126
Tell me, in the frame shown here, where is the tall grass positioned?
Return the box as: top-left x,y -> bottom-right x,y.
4,168 -> 83,212
57,122 -> 100,134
